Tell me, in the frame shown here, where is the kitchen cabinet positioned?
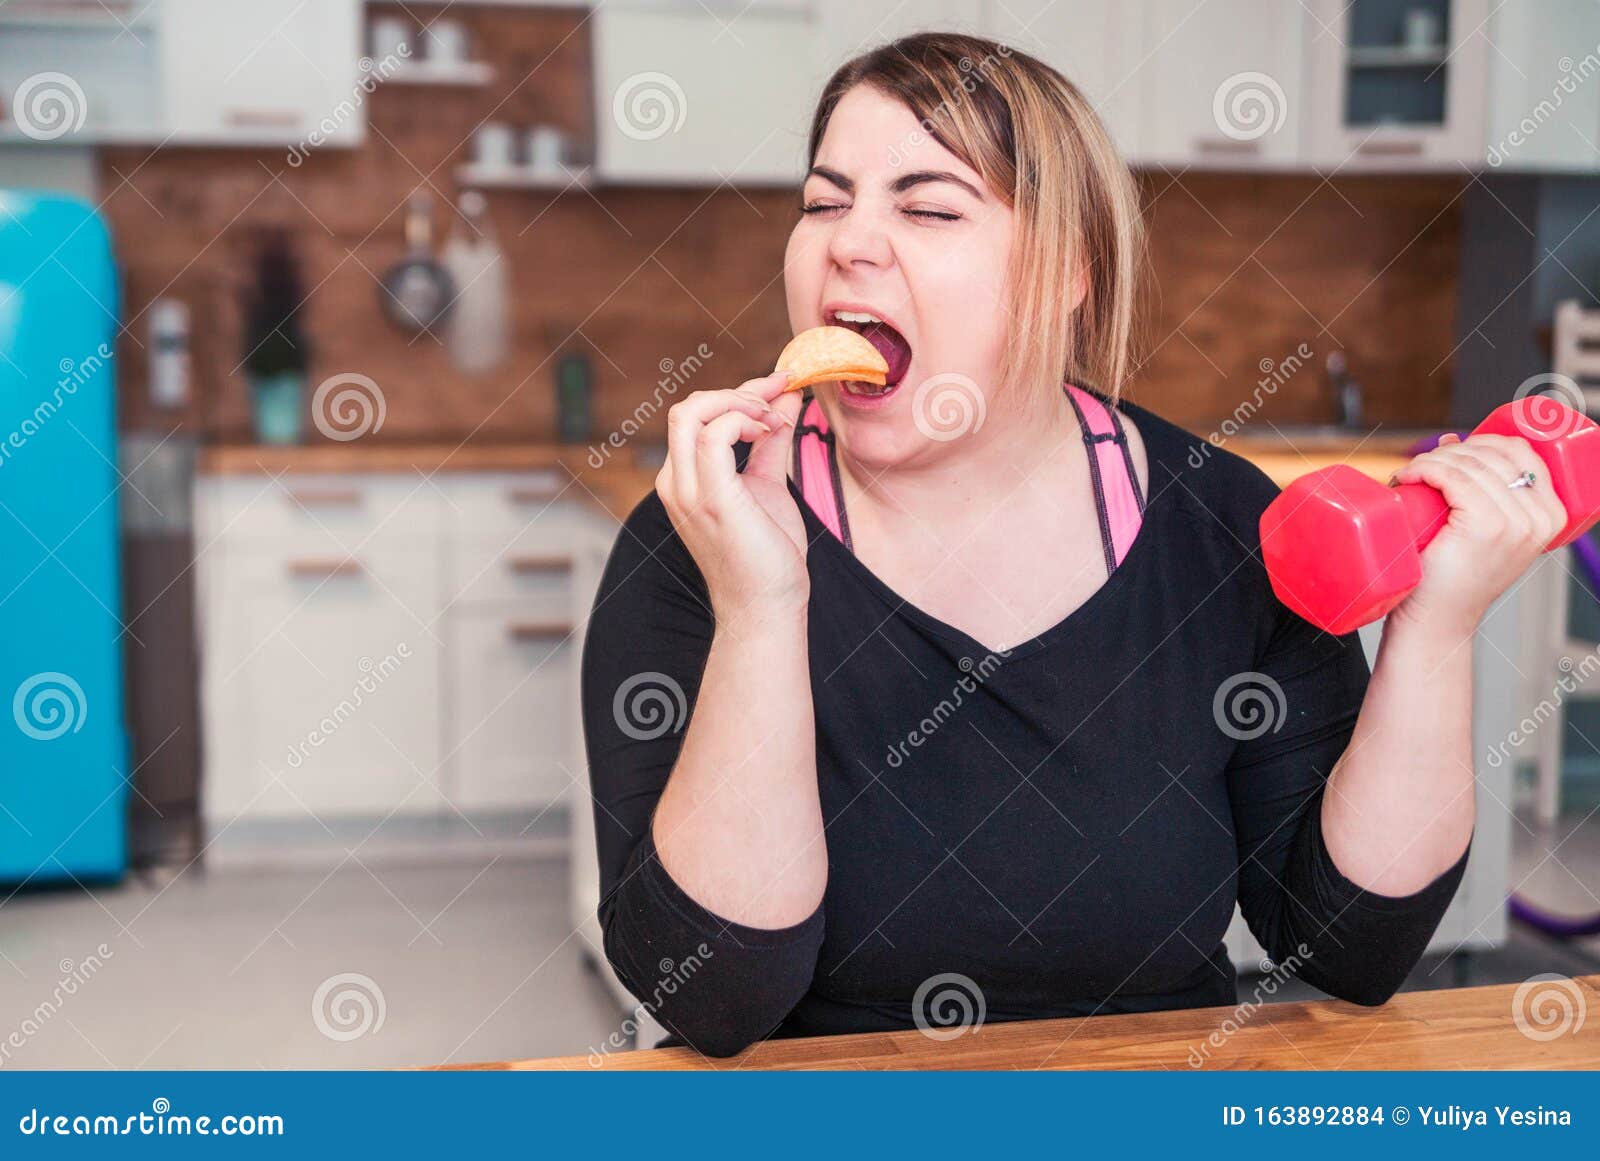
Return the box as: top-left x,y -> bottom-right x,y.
1302,0 -> 1491,171
1129,0 -> 1305,169
162,0 -> 365,147
0,0 -> 163,142
592,3 -> 823,185
1483,0 -> 1600,172
195,474 -> 444,820
818,0 -> 983,72
981,0 -> 1140,158
195,466 -> 610,829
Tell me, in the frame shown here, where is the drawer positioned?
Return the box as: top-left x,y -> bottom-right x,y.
443,471 -> 592,542
446,536 -> 576,611
196,472 -> 441,549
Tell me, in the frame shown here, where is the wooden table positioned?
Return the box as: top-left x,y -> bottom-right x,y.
454,977 -> 1600,1070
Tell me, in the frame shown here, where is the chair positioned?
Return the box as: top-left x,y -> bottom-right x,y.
1526,301 -> 1600,824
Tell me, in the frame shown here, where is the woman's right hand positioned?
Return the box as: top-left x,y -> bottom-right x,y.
656,371 -> 809,620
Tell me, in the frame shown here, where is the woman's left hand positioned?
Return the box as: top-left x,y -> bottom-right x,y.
1386,431 -> 1569,639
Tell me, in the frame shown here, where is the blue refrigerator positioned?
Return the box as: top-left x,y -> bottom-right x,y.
0,190 -> 129,883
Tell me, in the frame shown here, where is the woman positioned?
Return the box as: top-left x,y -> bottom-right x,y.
580,33 -> 1565,1058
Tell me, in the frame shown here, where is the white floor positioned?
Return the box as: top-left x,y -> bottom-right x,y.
1,808 -> 1596,1070
0,850 -> 623,1070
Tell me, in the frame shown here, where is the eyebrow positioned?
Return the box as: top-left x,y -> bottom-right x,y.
807,165 -> 986,203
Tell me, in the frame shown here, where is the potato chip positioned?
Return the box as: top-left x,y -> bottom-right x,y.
773,325 -> 888,393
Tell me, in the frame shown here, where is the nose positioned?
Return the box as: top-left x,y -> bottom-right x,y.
826,203 -> 893,272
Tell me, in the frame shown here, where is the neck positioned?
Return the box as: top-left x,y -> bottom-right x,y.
835,381 -> 1089,540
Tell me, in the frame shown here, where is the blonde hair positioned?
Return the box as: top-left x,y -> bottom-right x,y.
807,32 -> 1145,404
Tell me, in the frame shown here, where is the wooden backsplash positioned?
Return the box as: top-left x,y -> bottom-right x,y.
100,4 -> 1463,444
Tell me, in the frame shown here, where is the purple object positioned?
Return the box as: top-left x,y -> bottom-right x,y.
1404,430 -> 1469,456
1399,427 -> 1600,938
1507,533 -> 1600,939
1510,894 -> 1600,938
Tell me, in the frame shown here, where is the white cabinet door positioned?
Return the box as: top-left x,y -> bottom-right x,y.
982,0 -> 1141,157
1484,0 -> 1600,172
1303,0 -> 1490,171
1131,0 -> 1304,168
443,609 -> 576,814
593,4 -> 821,184
161,0 -> 364,147
202,545 -> 443,821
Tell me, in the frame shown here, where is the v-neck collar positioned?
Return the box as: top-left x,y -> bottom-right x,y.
785,388 -> 1177,663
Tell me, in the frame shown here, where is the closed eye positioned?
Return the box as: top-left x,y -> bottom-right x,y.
798,202 -> 961,223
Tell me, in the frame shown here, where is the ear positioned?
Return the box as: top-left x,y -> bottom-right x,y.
1067,265 -> 1090,312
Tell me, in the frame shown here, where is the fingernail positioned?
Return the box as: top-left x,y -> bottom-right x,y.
765,406 -> 793,428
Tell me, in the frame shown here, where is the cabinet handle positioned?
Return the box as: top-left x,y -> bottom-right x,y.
506,554 -> 572,575
506,620 -> 573,642
506,485 -> 565,504
286,557 -> 364,578
1355,140 -> 1425,157
1194,138 -> 1261,157
224,109 -> 305,130
285,487 -> 364,508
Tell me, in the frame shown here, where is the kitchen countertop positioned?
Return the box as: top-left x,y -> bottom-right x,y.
198,442 -> 661,524
443,976 -> 1600,1070
197,432 -> 1417,521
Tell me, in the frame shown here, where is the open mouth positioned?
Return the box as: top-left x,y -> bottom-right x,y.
826,308 -> 912,398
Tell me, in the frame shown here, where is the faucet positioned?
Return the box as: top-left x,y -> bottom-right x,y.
1326,350 -> 1364,428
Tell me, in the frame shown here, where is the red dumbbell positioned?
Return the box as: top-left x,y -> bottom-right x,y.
1260,397 -> 1600,635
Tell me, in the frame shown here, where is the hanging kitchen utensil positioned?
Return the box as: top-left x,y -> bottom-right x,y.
380,193 -> 455,333
439,190 -> 509,372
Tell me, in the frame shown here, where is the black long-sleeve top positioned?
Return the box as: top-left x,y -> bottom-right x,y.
580,390 -> 1470,1059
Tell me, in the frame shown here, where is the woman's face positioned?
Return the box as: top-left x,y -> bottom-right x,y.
784,84 -> 1016,466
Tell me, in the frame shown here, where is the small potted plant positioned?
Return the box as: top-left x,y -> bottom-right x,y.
240,231 -> 310,444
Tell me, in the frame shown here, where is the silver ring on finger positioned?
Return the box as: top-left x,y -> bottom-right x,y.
1507,470 -> 1538,490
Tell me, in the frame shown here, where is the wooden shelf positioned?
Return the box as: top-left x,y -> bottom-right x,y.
382,60 -> 495,86
455,163 -> 593,190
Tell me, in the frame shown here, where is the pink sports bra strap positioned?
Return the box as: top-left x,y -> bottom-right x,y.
1063,384 -> 1146,570
793,391 -> 851,550
791,384 -> 1143,573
